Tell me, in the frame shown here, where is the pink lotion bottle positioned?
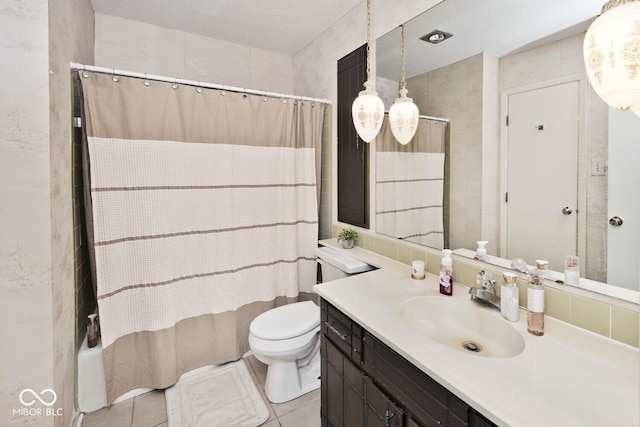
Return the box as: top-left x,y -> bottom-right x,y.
439,249 -> 453,296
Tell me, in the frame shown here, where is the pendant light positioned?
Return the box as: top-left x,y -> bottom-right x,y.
389,24 -> 420,145
352,0 -> 385,143
583,0 -> 640,114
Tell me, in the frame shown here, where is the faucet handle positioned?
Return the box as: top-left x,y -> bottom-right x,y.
475,270 -> 493,286
475,270 -> 486,286
475,270 -> 497,292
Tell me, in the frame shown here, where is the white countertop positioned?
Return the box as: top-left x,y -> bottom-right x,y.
314,240 -> 640,427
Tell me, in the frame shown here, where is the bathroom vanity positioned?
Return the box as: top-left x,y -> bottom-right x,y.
321,298 -> 495,426
314,241 -> 640,427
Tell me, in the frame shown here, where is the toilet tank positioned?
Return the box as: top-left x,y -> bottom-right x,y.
315,246 -> 375,282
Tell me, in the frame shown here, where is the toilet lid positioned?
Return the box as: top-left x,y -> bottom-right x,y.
250,301 -> 320,340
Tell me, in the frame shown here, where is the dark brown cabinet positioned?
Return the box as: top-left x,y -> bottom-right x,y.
322,337 -> 404,427
320,298 -> 497,427
337,44 -> 369,229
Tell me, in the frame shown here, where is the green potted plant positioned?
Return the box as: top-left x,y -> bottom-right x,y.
337,228 -> 358,249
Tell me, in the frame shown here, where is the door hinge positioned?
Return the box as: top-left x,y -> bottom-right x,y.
505,115 -> 509,126
73,117 -> 82,128
505,192 -> 509,203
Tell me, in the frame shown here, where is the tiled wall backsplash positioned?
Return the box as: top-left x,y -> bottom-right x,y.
318,106 -> 333,241
332,226 -> 639,349
72,78 -> 97,350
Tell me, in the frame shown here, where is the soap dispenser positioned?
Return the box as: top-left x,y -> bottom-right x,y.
474,241 -> 488,261
87,313 -> 99,348
501,272 -> 519,322
439,249 -> 453,296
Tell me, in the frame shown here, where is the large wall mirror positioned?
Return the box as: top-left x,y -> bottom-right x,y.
375,0 -> 639,301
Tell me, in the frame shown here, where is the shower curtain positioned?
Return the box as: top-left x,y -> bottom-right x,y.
78,71 -> 325,402
376,117 -> 447,248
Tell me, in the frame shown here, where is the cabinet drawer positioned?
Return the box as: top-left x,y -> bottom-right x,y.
321,299 -> 363,364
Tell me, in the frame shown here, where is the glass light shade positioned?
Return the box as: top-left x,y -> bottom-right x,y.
583,1 -> 640,111
389,88 -> 419,145
352,80 -> 385,143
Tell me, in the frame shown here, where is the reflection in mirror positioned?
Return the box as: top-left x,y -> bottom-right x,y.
375,0 -> 639,300
376,116 -> 448,248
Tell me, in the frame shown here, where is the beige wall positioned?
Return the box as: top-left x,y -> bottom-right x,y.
408,52 -> 501,253
381,52 -> 502,254
376,76 -> 399,109
0,0 -> 94,426
49,0 -> 95,425
95,13 -> 295,94
0,1 -> 54,425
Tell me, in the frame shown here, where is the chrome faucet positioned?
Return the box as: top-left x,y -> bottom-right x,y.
468,270 -> 501,310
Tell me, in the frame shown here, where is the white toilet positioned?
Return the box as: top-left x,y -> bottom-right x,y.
248,246 -> 374,403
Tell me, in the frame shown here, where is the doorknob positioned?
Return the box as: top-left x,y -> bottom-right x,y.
609,216 -> 623,226
562,207 -> 573,215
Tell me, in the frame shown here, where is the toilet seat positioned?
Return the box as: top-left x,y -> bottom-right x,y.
250,301 -> 320,340
249,326 -> 319,357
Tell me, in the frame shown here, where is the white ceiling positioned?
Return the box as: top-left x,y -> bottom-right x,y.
90,0 -> 361,55
376,0 -> 605,80
90,0 -> 605,78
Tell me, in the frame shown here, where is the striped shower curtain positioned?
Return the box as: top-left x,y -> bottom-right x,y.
376,117 -> 448,248
79,71 -> 325,402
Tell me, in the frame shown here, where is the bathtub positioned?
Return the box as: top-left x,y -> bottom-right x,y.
77,332 -> 152,413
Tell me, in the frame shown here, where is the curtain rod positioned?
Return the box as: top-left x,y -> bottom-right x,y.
384,110 -> 449,123
70,62 -> 332,105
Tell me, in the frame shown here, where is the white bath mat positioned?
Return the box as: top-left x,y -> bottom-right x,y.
165,360 -> 269,427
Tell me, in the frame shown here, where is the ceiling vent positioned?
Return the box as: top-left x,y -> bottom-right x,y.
420,30 -> 453,44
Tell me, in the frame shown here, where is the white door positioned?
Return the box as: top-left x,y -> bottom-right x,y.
607,109 -> 640,291
504,81 -> 579,271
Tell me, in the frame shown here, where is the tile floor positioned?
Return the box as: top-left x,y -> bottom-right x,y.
81,355 -> 321,427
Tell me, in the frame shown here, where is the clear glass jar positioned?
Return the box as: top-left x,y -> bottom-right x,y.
501,272 -> 519,322
564,255 -> 580,286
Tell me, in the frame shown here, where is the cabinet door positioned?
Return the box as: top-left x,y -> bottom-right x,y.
321,335 -> 404,427
364,375 -> 404,427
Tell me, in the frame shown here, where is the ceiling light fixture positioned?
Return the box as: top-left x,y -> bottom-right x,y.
420,30 -> 453,45
583,0 -> 640,116
389,24 -> 419,145
351,0 -> 384,143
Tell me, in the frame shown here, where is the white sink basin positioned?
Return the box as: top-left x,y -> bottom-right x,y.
402,296 -> 525,358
